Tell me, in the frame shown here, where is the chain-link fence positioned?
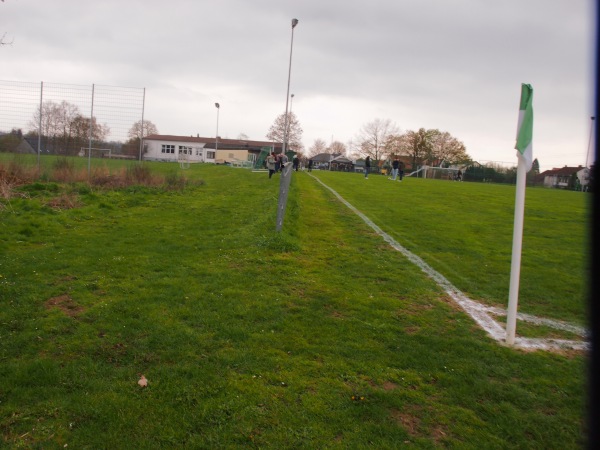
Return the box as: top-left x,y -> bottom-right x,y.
0,80 -> 145,168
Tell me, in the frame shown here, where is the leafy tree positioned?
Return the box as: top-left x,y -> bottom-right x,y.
387,128 -> 471,169
395,128 -> 434,169
430,130 -> 470,166
266,112 -> 304,152
0,129 -> 21,153
355,118 -> 399,161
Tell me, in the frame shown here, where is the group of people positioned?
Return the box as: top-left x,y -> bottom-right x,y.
266,152 -> 302,178
364,156 -> 404,181
388,159 -> 405,181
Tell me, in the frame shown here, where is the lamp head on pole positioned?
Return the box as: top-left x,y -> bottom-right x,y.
215,103 -> 220,109
292,18 -> 299,28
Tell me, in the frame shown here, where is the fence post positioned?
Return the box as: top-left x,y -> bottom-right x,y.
139,87 -> 146,162
276,162 -> 293,232
37,81 -> 43,170
87,84 -> 95,175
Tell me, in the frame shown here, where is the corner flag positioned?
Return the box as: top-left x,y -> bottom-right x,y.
506,83 -> 534,345
515,84 -> 534,172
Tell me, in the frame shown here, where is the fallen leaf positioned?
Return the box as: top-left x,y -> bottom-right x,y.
138,375 -> 148,388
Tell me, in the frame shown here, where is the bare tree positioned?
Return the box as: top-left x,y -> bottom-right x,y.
308,138 -> 328,157
28,100 -> 110,155
355,118 -> 399,162
328,140 -> 347,155
128,119 -> 158,140
28,101 -> 82,154
266,111 -> 304,152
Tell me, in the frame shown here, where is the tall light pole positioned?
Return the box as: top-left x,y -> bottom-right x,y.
215,102 -> 220,154
282,18 -> 298,155
586,116 -> 595,168
287,93 -> 295,151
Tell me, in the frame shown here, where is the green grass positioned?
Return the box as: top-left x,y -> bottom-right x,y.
309,171 -> 589,325
0,157 -> 589,448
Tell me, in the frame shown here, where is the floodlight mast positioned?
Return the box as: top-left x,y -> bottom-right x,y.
282,18 -> 298,155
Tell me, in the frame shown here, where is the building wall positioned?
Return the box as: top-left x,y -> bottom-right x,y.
144,139 -> 211,163
215,149 -> 251,164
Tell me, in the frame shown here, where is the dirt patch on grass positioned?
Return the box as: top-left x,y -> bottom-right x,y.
330,310 -> 345,319
45,294 -> 84,317
382,381 -> 399,391
391,408 -> 421,435
391,407 -> 450,444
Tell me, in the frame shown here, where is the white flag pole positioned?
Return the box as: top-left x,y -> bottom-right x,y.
506,156 -> 527,345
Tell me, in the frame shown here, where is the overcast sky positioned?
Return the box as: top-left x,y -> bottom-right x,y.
1,0 -> 595,170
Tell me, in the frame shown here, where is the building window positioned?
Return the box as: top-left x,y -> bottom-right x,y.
206,151 -> 215,159
195,149 -> 203,157
179,145 -> 192,155
161,144 -> 175,154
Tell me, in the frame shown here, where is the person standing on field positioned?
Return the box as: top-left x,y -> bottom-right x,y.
364,156 -> 371,179
390,159 -> 400,180
266,152 -> 276,179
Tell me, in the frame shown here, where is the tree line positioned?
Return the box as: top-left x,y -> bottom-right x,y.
0,100 -> 158,157
306,118 -> 471,168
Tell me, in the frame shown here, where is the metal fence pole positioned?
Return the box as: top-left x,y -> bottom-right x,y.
37,81 -> 43,170
88,84 -> 95,175
139,87 -> 146,162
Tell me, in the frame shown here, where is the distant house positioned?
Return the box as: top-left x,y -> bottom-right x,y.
537,166 -> 587,189
143,134 -> 282,165
306,153 -> 335,170
330,155 -> 354,172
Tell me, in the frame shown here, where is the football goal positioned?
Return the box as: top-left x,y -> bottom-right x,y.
409,165 -> 461,180
80,147 -> 112,158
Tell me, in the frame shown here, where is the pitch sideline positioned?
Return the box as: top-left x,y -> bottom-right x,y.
308,174 -> 588,352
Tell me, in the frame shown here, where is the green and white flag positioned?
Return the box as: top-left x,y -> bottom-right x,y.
515,83 -> 534,172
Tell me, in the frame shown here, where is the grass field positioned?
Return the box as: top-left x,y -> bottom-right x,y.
0,155 -> 590,448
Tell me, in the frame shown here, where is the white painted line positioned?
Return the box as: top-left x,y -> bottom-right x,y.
309,174 -> 589,352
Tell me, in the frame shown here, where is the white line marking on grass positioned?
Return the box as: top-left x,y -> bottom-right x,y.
310,175 -> 588,352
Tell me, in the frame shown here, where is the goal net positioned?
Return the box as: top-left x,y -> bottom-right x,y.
410,166 -> 461,180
